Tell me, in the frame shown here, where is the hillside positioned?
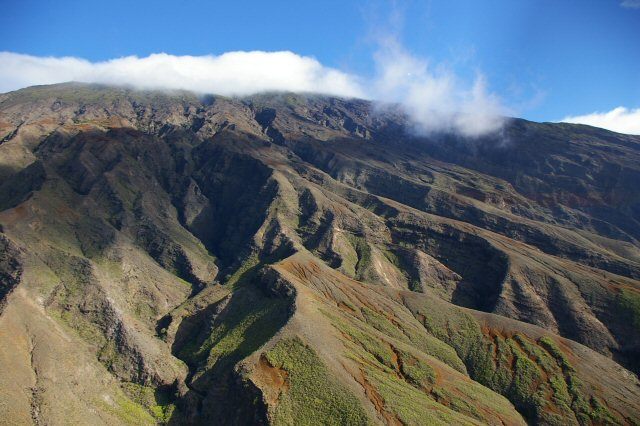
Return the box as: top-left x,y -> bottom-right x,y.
0,83 -> 639,425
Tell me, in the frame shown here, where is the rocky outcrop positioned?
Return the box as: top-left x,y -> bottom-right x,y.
0,234 -> 22,314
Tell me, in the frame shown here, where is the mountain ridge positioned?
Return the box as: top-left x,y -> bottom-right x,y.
0,83 -> 639,425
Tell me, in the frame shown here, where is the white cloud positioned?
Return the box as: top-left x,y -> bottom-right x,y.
371,38 -> 507,137
621,0 -> 640,9
0,51 -> 365,98
561,107 -> 640,135
0,48 -> 507,137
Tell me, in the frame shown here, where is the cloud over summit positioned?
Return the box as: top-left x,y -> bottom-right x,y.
0,51 -> 364,98
0,49 -> 507,137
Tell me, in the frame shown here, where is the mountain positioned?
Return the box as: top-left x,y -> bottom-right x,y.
0,83 -> 639,425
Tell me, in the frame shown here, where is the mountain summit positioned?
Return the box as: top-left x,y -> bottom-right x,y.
1,83 -> 639,425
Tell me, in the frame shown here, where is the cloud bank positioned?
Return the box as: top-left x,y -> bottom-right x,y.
561,107 -> 640,135
0,51 -> 364,98
0,49 -> 507,137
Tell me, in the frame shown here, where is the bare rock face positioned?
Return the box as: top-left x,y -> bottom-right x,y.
0,83 -> 639,425
0,235 -> 22,313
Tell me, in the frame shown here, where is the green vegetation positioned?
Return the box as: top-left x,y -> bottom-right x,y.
322,307 -> 518,425
380,248 -> 422,292
179,291 -> 289,370
511,354 -> 543,409
97,391 -> 156,425
538,337 -> 573,372
172,286 -> 293,423
537,337 -> 619,424
264,337 -> 370,426
588,396 -> 619,425
360,306 -> 399,337
327,303 -> 466,373
223,246 -> 293,290
328,305 -> 463,373
121,382 -> 177,423
362,363 -> 474,425
394,322 -> 466,373
380,248 -> 402,271
97,339 -> 121,371
203,300 -> 285,370
331,316 -> 396,368
396,349 -> 436,388
431,388 -> 482,422
56,308 -> 106,347
617,288 -> 640,330
409,300 -> 622,424
222,253 -> 260,288
346,235 -> 372,280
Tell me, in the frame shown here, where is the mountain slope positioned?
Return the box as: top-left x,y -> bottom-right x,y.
0,83 -> 639,425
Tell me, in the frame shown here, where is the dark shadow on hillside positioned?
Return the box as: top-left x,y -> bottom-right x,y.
167,264 -> 295,425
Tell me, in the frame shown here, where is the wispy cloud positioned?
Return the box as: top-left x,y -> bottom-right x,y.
360,2 -> 507,137
621,0 -> 640,9
0,47 -> 507,137
371,37 -> 507,137
561,107 -> 640,135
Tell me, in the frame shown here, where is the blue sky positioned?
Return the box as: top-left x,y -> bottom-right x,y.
1,0 -> 639,131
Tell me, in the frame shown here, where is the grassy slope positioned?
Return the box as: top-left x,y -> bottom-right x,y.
245,253 -> 640,425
